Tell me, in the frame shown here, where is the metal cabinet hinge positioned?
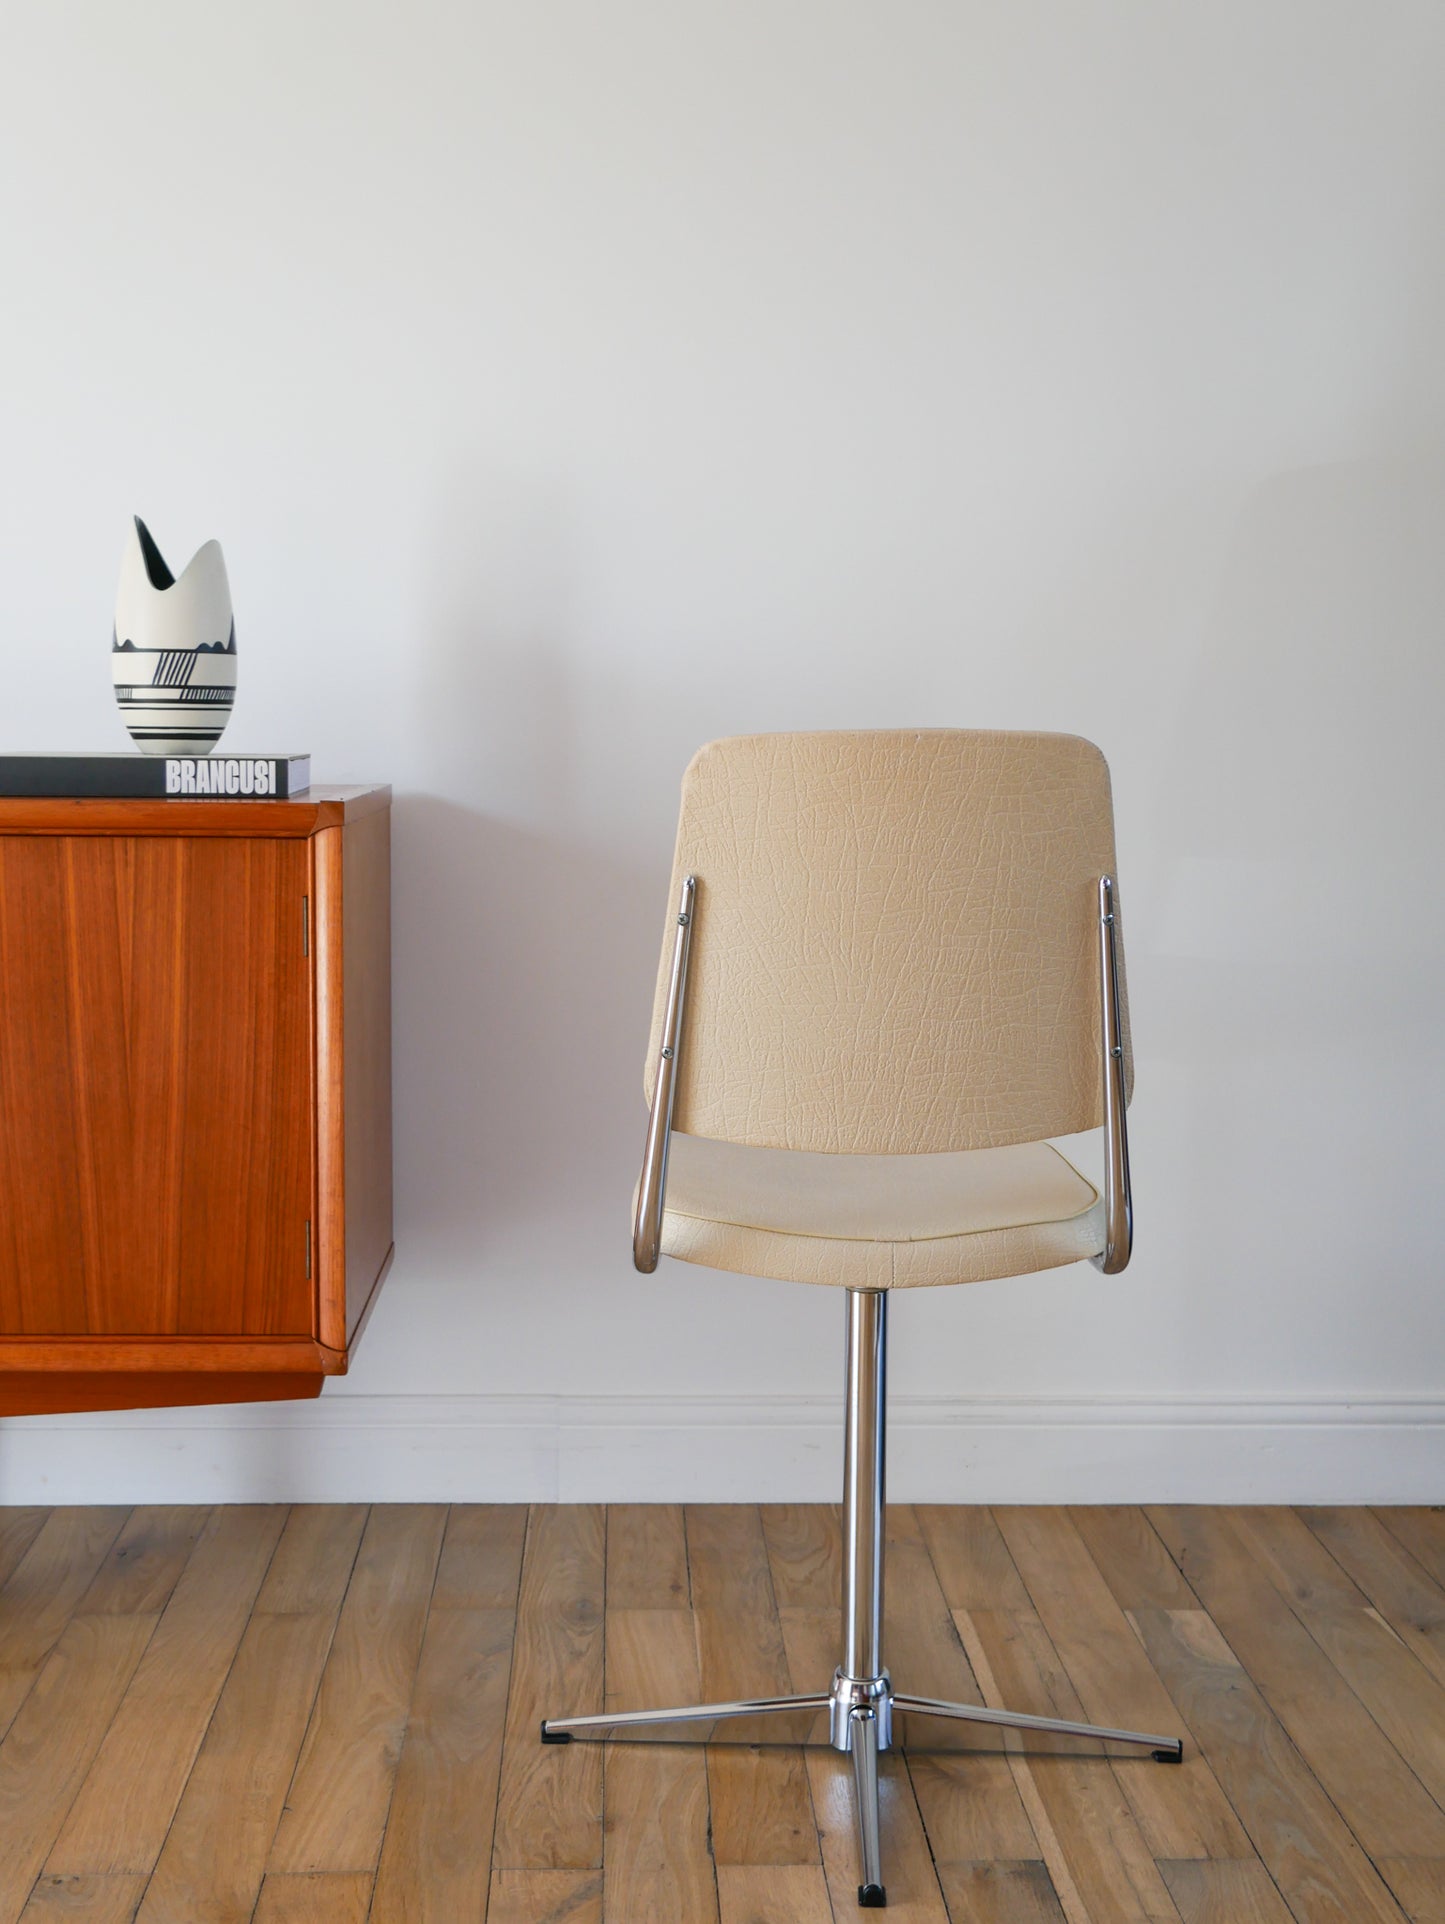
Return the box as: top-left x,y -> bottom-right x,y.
305,1218 -> 312,1279
302,895 -> 310,956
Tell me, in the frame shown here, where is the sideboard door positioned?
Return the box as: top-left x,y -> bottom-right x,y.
0,835 -> 315,1337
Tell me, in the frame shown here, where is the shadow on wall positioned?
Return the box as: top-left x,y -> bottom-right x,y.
1151,450 -> 1445,1011
1143,449 -> 1445,1385
379,469 -> 673,1284
389,793 -> 662,1271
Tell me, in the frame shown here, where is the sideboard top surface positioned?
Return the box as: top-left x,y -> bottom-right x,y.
0,784 -> 390,838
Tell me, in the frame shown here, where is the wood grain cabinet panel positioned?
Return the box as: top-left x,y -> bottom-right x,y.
0,787 -> 393,1416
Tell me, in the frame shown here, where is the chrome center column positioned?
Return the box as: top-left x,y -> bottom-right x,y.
831,1288 -> 891,1752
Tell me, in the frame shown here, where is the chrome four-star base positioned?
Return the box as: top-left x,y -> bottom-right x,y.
542,1291 -> 1183,1908
541,1672 -> 1181,1910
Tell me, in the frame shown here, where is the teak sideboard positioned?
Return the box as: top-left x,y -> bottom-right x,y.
0,786 -> 392,1417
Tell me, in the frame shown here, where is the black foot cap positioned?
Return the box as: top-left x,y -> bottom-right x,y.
1152,1742 -> 1184,1764
540,1721 -> 572,1744
858,1885 -> 887,1908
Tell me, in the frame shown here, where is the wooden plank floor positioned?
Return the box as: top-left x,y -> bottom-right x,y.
0,1505 -> 1442,1922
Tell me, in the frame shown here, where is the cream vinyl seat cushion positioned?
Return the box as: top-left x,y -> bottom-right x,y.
658,1133 -> 1105,1291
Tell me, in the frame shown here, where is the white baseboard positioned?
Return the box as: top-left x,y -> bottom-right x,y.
2,1393 -> 1441,1505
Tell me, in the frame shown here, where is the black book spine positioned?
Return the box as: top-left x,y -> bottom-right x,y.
0,757 -> 311,800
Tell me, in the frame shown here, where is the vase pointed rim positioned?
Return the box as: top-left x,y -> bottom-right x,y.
133,516 -> 175,592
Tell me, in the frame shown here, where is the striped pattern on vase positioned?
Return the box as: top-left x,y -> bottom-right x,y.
112,517 -> 237,756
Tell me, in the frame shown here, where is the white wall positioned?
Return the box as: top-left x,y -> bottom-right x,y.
1,1 -> 1442,1502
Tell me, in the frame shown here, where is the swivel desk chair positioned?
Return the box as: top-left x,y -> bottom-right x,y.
543,729 -> 1182,1908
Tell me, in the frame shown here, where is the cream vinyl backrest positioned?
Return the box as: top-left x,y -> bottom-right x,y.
645,730 -> 1129,1156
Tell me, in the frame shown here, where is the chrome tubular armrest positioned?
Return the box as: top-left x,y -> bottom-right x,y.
1091,874 -> 1133,1274
633,874 -> 696,1273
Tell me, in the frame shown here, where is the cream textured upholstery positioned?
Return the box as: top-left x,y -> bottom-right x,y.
647,729 -> 1129,1155
658,1134 -> 1104,1291
644,729 -> 1126,1292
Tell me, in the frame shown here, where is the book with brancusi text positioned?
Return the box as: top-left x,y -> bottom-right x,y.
0,754 -> 311,798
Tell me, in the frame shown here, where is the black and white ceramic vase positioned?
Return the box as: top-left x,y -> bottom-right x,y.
112,517 -> 236,756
